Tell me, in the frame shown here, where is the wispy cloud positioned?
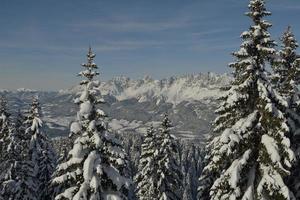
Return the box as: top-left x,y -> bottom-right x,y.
92,40 -> 166,51
0,38 -> 167,53
190,28 -> 233,38
70,15 -> 196,33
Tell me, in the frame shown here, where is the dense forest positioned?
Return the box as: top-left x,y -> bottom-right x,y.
1,0 -> 300,199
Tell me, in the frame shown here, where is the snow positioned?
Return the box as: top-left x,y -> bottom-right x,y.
60,73 -> 231,105
31,117 -> 42,131
261,134 -> 281,164
104,166 -> 130,190
16,88 -> 37,92
96,109 -> 106,117
70,122 -> 81,134
211,150 -> 252,199
83,151 -> 98,181
79,88 -> 89,101
79,101 -> 92,117
55,187 -> 78,200
88,120 -> 96,131
229,150 -> 252,188
103,193 -> 122,200
213,111 -> 258,157
257,165 -> 292,200
261,134 -> 294,171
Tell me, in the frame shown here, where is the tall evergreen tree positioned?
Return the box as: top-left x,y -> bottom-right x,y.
0,97 -> 17,184
0,127 -> 38,200
0,97 -> 11,165
199,0 -> 295,199
272,27 -> 300,199
271,26 -> 300,140
272,26 -> 300,96
25,97 -> 57,200
0,100 -> 38,200
156,114 -> 182,200
197,146 -> 216,200
136,114 -> 182,200
51,47 -> 130,200
135,125 -> 158,200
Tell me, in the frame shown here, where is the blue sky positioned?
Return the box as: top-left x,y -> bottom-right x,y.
0,0 -> 300,90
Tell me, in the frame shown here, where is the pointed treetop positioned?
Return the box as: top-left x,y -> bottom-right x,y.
31,95 -> 41,118
146,124 -> 155,136
79,46 -> 99,82
32,95 -> 39,105
0,96 -> 7,114
0,96 -> 10,122
281,26 -> 298,50
246,0 -> 271,21
83,46 -> 97,68
87,45 -> 96,60
162,113 -> 172,129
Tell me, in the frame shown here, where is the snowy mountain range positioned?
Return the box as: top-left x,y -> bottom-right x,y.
0,72 -> 231,145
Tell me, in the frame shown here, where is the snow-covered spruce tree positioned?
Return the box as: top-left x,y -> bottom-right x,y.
121,132 -> 143,200
0,97 -> 11,164
25,97 -> 57,200
197,87 -> 230,200
156,114 -> 182,200
14,110 -> 25,135
272,27 -> 300,199
0,123 -> 38,200
0,96 -> 12,182
197,148 -> 216,200
135,125 -> 158,200
51,47 -> 130,200
199,0 -> 295,199
0,102 -> 38,200
272,26 -> 300,97
0,97 -> 17,185
272,26 -> 300,140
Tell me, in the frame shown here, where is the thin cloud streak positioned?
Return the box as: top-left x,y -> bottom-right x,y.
190,28 -> 234,37
70,16 -> 197,33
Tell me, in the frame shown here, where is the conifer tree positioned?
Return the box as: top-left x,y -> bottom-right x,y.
0,127 -> 38,200
199,0 -> 295,199
135,116 -> 182,200
0,97 -> 16,183
0,100 -> 38,200
271,26 -> 300,139
51,47 -> 130,200
155,114 -> 182,200
272,26 -> 300,96
25,97 -> 56,200
0,97 -> 11,165
135,125 -> 158,200
272,27 -> 300,199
